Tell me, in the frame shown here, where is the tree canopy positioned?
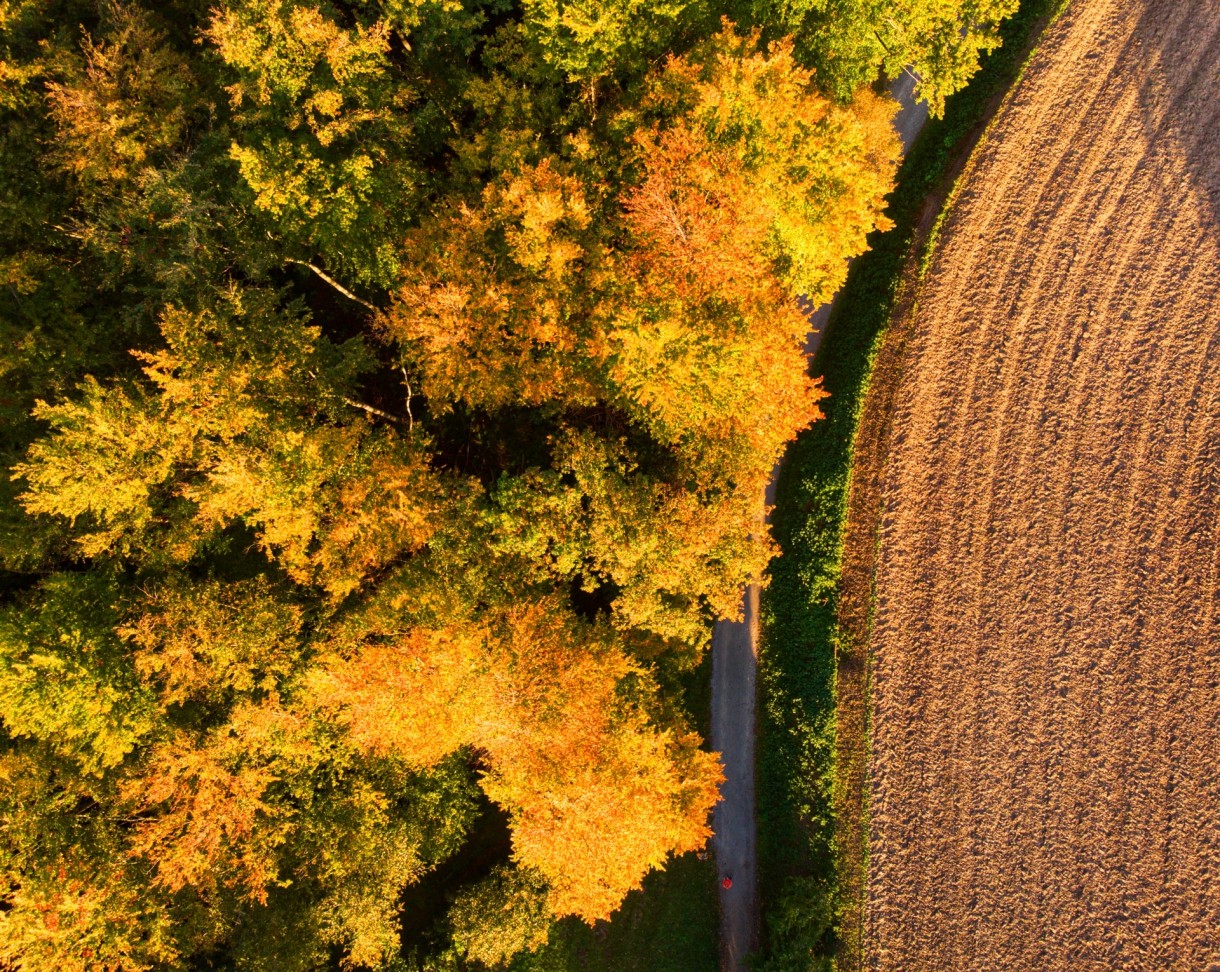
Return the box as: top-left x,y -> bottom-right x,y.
0,0 -> 1011,968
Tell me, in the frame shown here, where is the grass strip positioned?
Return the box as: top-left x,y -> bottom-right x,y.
755,2 -> 1072,969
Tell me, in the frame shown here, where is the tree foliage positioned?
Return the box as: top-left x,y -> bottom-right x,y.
0,0 -> 1013,967
752,0 -> 1021,113
450,864 -> 553,966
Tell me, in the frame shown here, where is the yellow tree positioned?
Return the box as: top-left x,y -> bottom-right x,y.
311,597 -> 723,922
0,0 -> 968,966
613,24 -> 898,466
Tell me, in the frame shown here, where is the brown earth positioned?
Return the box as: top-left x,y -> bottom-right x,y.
864,1 -> 1220,969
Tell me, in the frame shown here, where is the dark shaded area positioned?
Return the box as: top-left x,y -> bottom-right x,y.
425,401 -> 559,484
397,792 -> 515,957
569,574 -> 620,621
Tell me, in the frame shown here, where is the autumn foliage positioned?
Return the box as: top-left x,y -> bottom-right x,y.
0,0 -> 1008,967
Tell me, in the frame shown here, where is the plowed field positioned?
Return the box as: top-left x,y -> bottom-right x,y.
866,1 -> 1220,969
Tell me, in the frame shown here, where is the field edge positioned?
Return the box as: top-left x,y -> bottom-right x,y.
832,1 -> 1075,966
754,1 -> 1073,968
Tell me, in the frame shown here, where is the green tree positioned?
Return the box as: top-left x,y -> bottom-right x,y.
206,0 -> 421,286
450,865 -> 553,967
757,0 -> 1021,113
0,0 -> 1017,966
0,574 -> 159,774
520,0 -> 704,84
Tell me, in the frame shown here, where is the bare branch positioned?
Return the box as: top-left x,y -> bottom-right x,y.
401,367 -> 414,433
341,396 -> 404,426
306,367 -> 404,426
286,258 -> 378,313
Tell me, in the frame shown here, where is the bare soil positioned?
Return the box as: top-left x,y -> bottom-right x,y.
865,1 -> 1220,969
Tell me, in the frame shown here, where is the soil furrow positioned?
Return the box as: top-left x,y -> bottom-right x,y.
865,0 -> 1220,968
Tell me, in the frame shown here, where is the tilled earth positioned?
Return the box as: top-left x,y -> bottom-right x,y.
866,1 -> 1220,969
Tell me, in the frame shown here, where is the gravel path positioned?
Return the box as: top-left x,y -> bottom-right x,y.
710,71 -> 929,972
867,1 -> 1220,968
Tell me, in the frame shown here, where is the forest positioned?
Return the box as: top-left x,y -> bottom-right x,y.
0,1 -> 1012,969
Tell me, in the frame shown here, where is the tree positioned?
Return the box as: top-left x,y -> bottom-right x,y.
0,574 -> 160,775
44,6 -> 196,193
15,286 -> 440,594
312,596 -> 721,921
0,0 -> 1018,966
475,602 -> 722,921
520,0 -> 704,84
205,0 -> 421,287
387,158 -> 606,413
0,572 -> 483,972
611,24 -> 896,462
626,26 -> 899,303
449,865 -> 553,967
755,0 -> 1021,113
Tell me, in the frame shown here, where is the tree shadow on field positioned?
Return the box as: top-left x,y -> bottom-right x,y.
1132,0 -> 1220,239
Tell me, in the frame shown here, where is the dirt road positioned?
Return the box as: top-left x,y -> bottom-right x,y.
710,578 -> 761,972
710,73 -> 930,972
866,1 -> 1220,969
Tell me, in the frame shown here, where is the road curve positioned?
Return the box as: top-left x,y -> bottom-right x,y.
710,71 -> 929,972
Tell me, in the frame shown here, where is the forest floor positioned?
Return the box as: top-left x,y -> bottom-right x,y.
709,72 -> 929,972
863,0 -> 1220,968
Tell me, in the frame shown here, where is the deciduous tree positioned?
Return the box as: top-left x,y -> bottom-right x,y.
0,0 -> 1017,966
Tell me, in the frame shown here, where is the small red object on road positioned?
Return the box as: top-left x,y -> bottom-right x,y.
722,876 -> 733,890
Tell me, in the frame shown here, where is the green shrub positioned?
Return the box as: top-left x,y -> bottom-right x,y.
450,866 -> 553,969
